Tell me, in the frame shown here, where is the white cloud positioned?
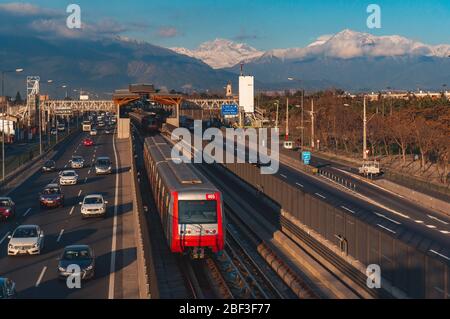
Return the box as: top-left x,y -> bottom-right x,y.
157,26 -> 180,38
0,2 -> 59,17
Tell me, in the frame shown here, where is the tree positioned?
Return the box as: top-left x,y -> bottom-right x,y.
388,110 -> 413,164
14,91 -> 23,105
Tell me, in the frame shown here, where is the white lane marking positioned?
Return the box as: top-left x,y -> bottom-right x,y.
315,193 -> 326,199
374,212 -> 401,225
69,206 -> 75,215
415,220 -> 424,224
295,182 -> 304,188
427,215 -> 449,225
88,169 -> 91,175
280,174 -> 287,179
35,266 -> 47,287
429,250 -> 450,261
108,131 -> 120,299
0,232 -> 11,245
440,230 -> 450,234
334,167 -> 406,198
341,206 -> 355,214
77,190 -> 82,196
426,224 -> 437,229
84,177 -> 87,183
64,164 -> 67,168
56,229 -> 64,242
23,208 -> 31,217
377,224 -> 396,234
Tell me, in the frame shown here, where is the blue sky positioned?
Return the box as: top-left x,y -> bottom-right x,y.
1,0 -> 449,50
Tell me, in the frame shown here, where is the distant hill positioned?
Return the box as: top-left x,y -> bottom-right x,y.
0,34 -> 237,96
175,30 -> 450,91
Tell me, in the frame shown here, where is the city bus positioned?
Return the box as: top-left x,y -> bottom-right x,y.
82,121 -> 92,132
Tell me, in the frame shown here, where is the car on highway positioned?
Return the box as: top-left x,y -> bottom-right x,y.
0,197 -> 16,222
42,160 -> 56,172
80,194 -> 108,218
58,245 -> 95,280
104,126 -> 112,134
39,184 -> 64,208
95,156 -> 112,175
98,121 -> 105,127
59,170 -> 79,186
57,124 -> 66,132
70,156 -> 85,169
7,225 -> 45,256
50,128 -> 57,135
83,137 -> 94,147
90,128 -> 98,136
0,278 -> 16,299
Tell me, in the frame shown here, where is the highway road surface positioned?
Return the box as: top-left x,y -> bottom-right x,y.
0,129 -> 137,298
272,148 -> 450,256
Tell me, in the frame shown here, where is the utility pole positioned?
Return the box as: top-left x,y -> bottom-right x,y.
311,99 -> 315,149
38,100 -> 42,154
363,95 -> 368,160
301,90 -> 304,149
285,97 -> 289,141
274,101 -> 279,130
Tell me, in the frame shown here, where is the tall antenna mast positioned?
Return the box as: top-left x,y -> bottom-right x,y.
240,63 -> 244,76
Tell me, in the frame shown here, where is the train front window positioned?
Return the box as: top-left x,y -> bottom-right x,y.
178,200 -> 217,224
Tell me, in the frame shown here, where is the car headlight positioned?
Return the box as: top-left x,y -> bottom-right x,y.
58,266 -> 66,272
33,243 -> 39,248
8,244 -> 13,249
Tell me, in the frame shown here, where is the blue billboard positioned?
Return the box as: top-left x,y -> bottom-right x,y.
221,104 -> 239,116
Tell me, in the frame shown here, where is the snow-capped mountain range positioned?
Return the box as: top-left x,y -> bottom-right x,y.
171,38 -> 264,69
170,29 -> 450,68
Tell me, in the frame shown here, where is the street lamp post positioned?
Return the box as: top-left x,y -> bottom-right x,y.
274,100 -> 279,130
285,97 -> 289,141
1,68 -> 23,181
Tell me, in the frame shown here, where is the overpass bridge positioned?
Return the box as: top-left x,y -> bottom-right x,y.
42,100 -> 116,113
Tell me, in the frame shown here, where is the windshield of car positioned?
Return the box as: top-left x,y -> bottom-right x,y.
44,161 -> 54,167
43,188 -> 60,195
96,159 -> 110,166
72,157 -> 83,162
0,200 -> 11,207
62,171 -> 76,177
84,197 -> 103,205
13,227 -> 38,238
63,249 -> 91,260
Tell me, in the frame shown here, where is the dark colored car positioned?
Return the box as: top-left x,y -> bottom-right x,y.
0,197 -> 16,221
0,278 -> 16,299
39,184 -> 64,208
58,245 -> 95,280
42,160 -> 56,172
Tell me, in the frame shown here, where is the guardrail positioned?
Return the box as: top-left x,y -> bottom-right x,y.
129,134 -> 156,298
0,129 -> 80,194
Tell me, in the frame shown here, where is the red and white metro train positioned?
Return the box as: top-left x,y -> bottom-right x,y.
129,111 -> 160,133
143,134 -> 225,258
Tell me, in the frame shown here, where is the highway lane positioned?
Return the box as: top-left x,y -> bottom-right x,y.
0,129 -> 125,298
278,147 -> 450,234
269,162 -> 450,250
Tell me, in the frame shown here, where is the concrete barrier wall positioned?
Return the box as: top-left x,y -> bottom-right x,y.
129,136 -> 153,298
222,161 -> 450,299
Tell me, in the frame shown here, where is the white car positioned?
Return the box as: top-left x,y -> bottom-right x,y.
8,225 -> 45,256
70,156 -> 85,169
59,170 -> 79,185
80,194 -> 108,218
90,129 -> 97,136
